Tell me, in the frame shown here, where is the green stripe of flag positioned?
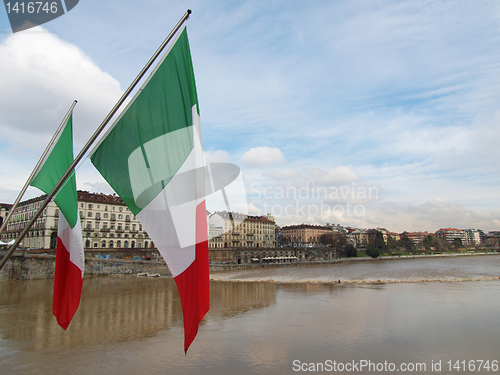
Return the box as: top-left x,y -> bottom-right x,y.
90,28 -> 199,215
30,113 -> 78,228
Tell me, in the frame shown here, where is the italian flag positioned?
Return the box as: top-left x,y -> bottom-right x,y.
31,112 -> 84,330
91,25 -> 209,353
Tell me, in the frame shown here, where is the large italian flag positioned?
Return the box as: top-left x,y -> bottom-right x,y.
90,25 -> 209,353
30,112 -> 84,330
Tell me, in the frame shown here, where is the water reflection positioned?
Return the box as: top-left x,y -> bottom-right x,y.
0,277 -> 278,352
1,259 -> 500,375
0,277 -> 181,350
211,281 -> 276,317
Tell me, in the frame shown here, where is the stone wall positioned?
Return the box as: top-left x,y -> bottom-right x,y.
0,253 -> 171,281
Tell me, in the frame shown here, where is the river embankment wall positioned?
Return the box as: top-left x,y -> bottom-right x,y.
0,253 -> 171,281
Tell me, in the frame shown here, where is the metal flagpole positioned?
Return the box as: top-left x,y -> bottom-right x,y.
0,100 -> 78,238
0,9 -> 193,271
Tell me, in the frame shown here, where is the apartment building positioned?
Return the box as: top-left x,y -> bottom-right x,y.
464,229 -> 485,246
78,191 -> 151,249
208,211 -> 277,249
435,228 -> 468,244
280,224 -> 333,247
0,203 -> 12,227
1,191 -> 152,250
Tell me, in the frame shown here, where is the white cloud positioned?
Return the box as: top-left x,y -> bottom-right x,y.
0,27 -> 122,150
240,147 -> 286,168
367,198 -> 500,233
0,27 -> 123,202
2,1 -> 500,233
204,149 -> 231,164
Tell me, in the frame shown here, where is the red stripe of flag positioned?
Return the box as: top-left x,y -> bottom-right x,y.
174,200 -> 210,353
53,236 -> 83,330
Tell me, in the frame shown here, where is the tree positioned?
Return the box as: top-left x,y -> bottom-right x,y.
387,236 -> 398,250
434,237 -> 449,252
453,238 -> 463,249
374,231 -> 386,250
332,233 -> 347,249
320,232 -> 347,249
320,233 -> 334,246
399,235 -> 414,251
422,234 -> 434,250
365,247 -> 381,258
344,244 -> 357,258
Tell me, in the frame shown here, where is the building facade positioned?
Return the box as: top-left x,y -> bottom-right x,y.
78,191 -> 152,249
208,211 -> 277,249
401,231 -> 431,245
464,229 -> 484,246
1,195 -> 56,249
435,228 -> 468,244
1,191 -> 152,250
0,203 -> 12,228
280,224 -> 333,247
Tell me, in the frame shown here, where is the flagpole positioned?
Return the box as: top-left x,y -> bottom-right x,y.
0,10 -> 192,271
0,101 -> 78,238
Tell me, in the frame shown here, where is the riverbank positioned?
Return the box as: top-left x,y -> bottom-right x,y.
0,252 -> 171,281
209,250 -> 500,271
209,252 -> 500,285
1,250 -> 499,281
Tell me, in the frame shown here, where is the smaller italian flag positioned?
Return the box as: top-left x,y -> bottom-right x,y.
31,112 -> 84,329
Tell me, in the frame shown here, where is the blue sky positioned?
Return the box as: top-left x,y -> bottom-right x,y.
1,0 -> 500,232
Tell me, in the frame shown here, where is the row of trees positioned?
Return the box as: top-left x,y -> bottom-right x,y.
319,231 -> 464,259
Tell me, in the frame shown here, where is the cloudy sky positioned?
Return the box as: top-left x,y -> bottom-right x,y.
1,0 -> 500,233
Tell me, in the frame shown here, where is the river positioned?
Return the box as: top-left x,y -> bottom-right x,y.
1,255 -> 500,374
